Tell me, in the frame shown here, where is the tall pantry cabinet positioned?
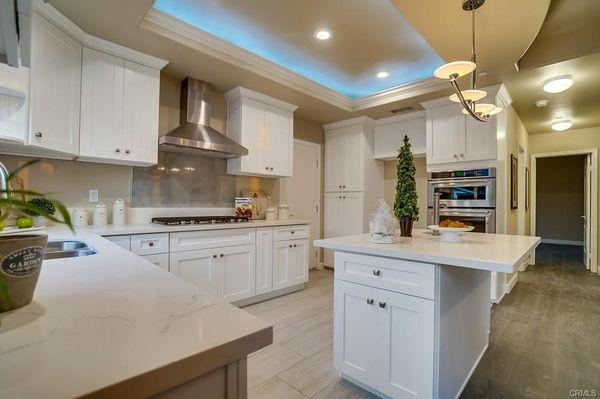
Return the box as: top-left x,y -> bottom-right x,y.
323,117 -> 382,266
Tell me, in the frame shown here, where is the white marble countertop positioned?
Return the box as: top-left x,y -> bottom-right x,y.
0,227 -> 272,398
315,229 -> 541,273
91,219 -> 309,236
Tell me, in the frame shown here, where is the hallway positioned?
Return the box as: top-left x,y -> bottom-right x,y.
462,244 -> 600,398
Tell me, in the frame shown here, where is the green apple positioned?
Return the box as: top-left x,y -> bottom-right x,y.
0,220 -> 4,231
16,217 -> 33,229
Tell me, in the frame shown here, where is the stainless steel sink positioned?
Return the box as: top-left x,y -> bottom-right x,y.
45,240 -> 97,260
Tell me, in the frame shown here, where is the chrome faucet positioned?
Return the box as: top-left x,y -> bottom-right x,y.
0,161 -> 11,199
432,193 -> 442,236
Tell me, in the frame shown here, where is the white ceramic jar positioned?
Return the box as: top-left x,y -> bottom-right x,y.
266,207 -> 277,221
93,203 -> 108,226
277,204 -> 290,220
72,207 -> 88,227
112,199 -> 126,225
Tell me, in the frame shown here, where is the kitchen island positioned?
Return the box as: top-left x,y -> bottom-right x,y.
314,229 -> 540,399
0,227 -> 272,399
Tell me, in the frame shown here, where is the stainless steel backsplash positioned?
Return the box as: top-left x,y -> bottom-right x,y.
132,152 -> 279,207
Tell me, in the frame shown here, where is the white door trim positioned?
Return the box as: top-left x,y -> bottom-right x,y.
530,148 -> 598,273
280,138 -> 322,268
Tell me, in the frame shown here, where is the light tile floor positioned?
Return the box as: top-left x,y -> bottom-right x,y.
243,244 -> 600,399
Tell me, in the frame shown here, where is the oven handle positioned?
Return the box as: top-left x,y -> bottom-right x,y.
430,179 -> 491,188
438,210 -> 493,217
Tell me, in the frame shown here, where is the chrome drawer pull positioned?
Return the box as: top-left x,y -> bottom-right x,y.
373,269 -> 381,277
379,302 -> 386,309
366,298 -> 374,305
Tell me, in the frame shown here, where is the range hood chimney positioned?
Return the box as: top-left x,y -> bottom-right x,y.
158,78 -> 248,158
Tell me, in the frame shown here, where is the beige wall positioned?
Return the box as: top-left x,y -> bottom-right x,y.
383,157 -> 428,228
536,155 -> 585,242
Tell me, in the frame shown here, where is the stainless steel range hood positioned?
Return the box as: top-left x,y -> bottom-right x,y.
158,78 -> 248,158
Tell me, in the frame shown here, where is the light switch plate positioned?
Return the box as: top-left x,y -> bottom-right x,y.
89,189 -> 99,203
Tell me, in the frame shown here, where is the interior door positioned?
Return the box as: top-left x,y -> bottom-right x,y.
583,154 -> 592,269
80,47 -> 124,160
282,140 -> 321,268
333,279 -> 379,387
266,108 -> 292,176
220,244 -> 256,302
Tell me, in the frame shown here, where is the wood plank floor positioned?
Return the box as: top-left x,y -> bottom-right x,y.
243,244 -> 600,399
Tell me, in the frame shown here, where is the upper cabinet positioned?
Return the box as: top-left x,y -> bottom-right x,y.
423,87 -> 504,169
29,13 -> 81,156
324,126 -> 365,192
0,2 -> 167,165
79,48 -> 159,166
374,112 -> 426,160
225,87 -> 297,178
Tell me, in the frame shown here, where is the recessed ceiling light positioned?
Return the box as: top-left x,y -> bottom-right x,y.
543,76 -> 573,93
535,99 -> 549,108
314,29 -> 331,40
551,120 -> 572,132
376,71 -> 389,79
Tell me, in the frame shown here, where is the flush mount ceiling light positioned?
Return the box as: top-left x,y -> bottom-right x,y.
432,0 -> 502,122
314,29 -> 331,40
535,99 -> 549,108
543,76 -> 573,93
551,119 -> 572,132
376,71 -> 389,79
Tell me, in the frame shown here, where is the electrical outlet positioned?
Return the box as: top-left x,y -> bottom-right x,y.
89,189 -> 99,203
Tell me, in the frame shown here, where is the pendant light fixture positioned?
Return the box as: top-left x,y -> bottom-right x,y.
433,0 -> 502,122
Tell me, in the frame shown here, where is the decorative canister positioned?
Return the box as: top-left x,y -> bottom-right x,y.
266,207 -> 277,221
72,207 -> 88,227
277,204 -> 290,220
93,203 -> 108,226
112,199 -> 126,225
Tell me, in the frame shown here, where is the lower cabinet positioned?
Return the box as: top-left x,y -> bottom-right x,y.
256,227 -> 273,295
334,279 -> 434,399
170,244 -> 256,302
273,239 -> 309,290
141,253 -> 169,272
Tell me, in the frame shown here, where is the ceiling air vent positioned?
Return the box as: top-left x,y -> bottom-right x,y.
390,106 -> 415,114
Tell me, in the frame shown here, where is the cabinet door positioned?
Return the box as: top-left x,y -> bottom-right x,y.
291,239 -> 309,285
461,116 -> 497,162
341,192 -> 365,235
105,235 -> 131,251
426,104 -> 462,165
80,47 -> 125,160
334,279 -> 379,387
240,99 -> 266,174
273,240 -> 298,290
324,130 -> 341,192
341,129 -> 364,192
265,108 -> 292,176
170,249 -> 220,296
29,13 -> 81,155
324,193 -> 341,266
122,60 -> 160,165
376,290 -> 434,399
256,227 -> 273,295
141,253 -> 169,272
220,244 -> 256,302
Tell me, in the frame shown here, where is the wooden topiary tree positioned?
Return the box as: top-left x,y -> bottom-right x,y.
394,135 -> 419,237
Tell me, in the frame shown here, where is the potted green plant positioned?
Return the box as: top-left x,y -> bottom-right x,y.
24,197 -> 56,227
0,160 -> 73,312
394,135 -> 419,237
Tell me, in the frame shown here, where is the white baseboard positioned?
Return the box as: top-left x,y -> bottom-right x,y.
541,238 -> 584,246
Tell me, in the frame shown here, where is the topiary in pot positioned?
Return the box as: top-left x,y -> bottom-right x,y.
24,197 -> 56,227
393,135 -> 419,237
0,160 -> 73,312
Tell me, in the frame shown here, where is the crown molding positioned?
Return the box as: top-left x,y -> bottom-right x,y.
323,116 -> 376,130
33,0 -> 168,70
496,84 -> 513,107
374,110 -> 425,126
224,86 -> 298,112
142,8 -> 449,113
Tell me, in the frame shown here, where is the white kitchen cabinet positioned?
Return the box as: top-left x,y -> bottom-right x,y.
80,48 -> 159,166
256,227 -> 273,295
425,104 -> 462,165
374,112 -> 426,160
273,238 -> 309,290
334,279 -> 434,399
324,192 -> 365,266
462,116 -> 497,162
29,12 -> 81,155
221,244 -> 256,302
105,235 -> 131,251
225,87 -> 297,178
170,249 -> 220,296
324,127 -> 364,192
141,253 -> 169,272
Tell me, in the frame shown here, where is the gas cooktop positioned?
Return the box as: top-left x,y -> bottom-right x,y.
151,216 -> 250,226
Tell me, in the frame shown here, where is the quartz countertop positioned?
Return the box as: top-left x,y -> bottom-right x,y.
0,226 -> 272,398
315,229 -> 541,273
91,219 -> 309,236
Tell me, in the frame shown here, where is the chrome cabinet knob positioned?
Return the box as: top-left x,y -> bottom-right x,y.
265,166 -> 269,170
454,154 -> 458,158
460,154 -> 464,158
379,302 -> 387,309
213,255 -> 217,258
125,149 -> 130,154
367,298 -> 374,305
289,244 -> 293,248
342,185 -> 346,188
220,254 -> 224,257
293,244 -> 297,247
373,269 -> 381,276
269,167 -> 274,171
148,242 -> 154,247
35,131 -> 42,138
291,231 -> 295,234
115,148 -> 121,153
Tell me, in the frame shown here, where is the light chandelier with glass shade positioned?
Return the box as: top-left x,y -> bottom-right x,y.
433,0 -> 502,122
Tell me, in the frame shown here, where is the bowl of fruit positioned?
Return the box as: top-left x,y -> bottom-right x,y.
427,219 -> 474,242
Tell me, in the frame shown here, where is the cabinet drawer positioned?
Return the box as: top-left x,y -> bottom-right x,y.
131,233 -> 169,255
170,228 -> 256,252
105,235 -> 131,251
141,253 -> 169,272
334,252 -> 436,300
272,225 -> 309,241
